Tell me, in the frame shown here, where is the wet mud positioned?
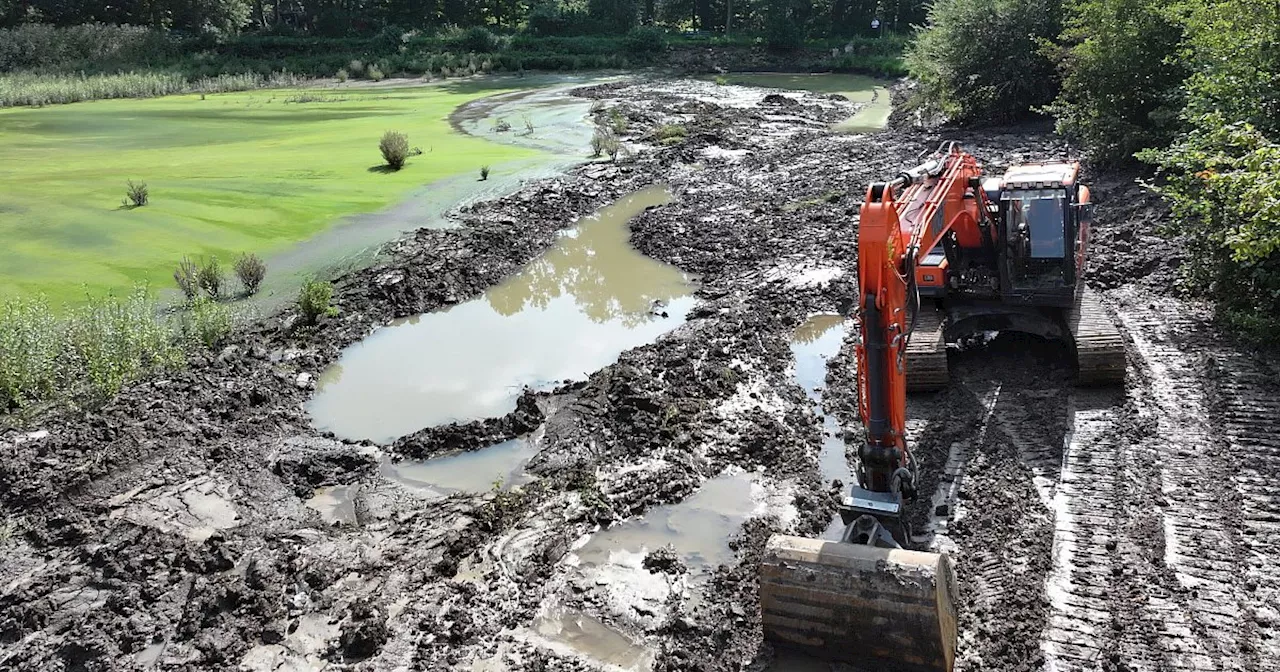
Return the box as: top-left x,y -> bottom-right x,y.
3,75 -> 1279,672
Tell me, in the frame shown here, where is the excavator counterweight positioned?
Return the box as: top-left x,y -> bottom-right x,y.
760,143 -> 1124,670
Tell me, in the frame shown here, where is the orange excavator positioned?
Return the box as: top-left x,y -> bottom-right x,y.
759,143 -> 1124,671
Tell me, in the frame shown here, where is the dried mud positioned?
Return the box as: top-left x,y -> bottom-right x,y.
3,76 -> 1279,672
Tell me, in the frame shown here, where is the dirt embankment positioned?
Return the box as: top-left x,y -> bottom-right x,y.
4,76 -> 1279,672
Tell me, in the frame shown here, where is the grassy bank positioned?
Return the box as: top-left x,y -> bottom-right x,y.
0,24 -> 907,108
0,81 -> 542,305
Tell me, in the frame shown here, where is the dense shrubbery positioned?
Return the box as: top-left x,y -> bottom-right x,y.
906,0 -> 1061,123
0,288 -> 182,406
1136,0 -> 1280,336
0,23 -> 175,71
1046,0 -> 1185,164
0,283 -> 250,409
0,70 -> 300,107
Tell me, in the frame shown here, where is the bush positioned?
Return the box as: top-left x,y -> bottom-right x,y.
1139,118 -> 1280,321
174,256 -> 199,300
907,0 -> 1063,123
298,278 -> 335,325
124,180 -> 148,207
336,68 -> 349,82
366,64 -> 385,81
480,165 -> 490,180
1046,0 -> 1186,164
623,26 -> 667,55
655,124 -> 687,143
348,59 -> 365,76
380,130 -> 410,169
443,26 -> 500,53
179,297 -> 232,348
197,256 -> 224,299
0,296 -> 61,409
67,287 -> 181,399
234,253 -> 267,295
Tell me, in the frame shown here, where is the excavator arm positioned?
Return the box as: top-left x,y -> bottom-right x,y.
760,144 -> 986,672
855,143 -> 992,509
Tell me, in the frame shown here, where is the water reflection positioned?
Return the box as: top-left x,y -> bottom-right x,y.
308,186 -> 697,442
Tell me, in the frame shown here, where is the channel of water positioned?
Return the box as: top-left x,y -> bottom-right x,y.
790,313 -> 855,540
307,185 -> 697,442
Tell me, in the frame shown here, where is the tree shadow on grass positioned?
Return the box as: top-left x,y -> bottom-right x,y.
115,204 -> 143,211
367,165 -> 400,174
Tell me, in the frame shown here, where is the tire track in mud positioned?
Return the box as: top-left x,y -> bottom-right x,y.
1114,292 -> 1261,671
1206,348 -> 1280,668
1041,388 -> 1123,671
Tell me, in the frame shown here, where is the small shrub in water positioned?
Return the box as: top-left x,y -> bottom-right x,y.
180,297 -> 232,348
492,117 -> 511,133
380,131 -> 410,170
480,165 -> 490,180
174,256 -> 199,300
197,256 -> 224,299
234,252 -> 267,295
298,278 -> 335,325
714,75 -> 729,86
522,114 -> 534,134
124,180 -> 148,207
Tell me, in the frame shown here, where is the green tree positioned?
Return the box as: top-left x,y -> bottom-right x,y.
1137,0 -> 1280,330
906,0 -> 1062,123
1047,0 -> 1185,163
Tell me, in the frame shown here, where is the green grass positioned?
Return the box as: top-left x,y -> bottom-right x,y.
0,81 -> 543,305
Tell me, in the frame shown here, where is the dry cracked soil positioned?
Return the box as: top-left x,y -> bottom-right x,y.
2,77 -> 1279,672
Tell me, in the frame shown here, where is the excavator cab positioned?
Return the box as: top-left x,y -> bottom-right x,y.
996,164 -> 1090,307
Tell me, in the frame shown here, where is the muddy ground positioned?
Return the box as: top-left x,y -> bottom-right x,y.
2,77 -> 1278,672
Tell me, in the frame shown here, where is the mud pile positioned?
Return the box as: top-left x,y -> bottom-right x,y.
4,76 -> 1279,672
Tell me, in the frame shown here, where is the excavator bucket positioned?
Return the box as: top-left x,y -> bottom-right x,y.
760,535 -> 959,672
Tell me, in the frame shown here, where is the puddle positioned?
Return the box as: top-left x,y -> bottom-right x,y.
524,609 -> 656,672
790,314 -> 854,541
305,485 -> 358,525
382,437 -> 537,494
308,186 -> 697,442
451,76 -> 610,155
698,73 -> 890,135
574,472 -> 757,576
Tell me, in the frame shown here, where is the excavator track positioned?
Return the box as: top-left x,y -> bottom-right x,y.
907,308 -> 949,392
1068,286 -> 1125,386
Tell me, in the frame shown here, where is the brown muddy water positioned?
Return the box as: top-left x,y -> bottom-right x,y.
572,472 -> 758,576
307,186 -> 697,442
790,314 -> 854,540
383,437 -> 537,493
523,472 -> 758,671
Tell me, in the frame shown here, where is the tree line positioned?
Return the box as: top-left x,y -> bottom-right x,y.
910,0 -> 1280,340
0,0 -> 928,38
